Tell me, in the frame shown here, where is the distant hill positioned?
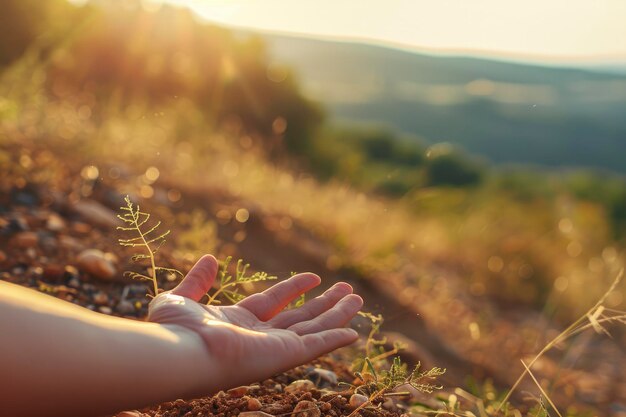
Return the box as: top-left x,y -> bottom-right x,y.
258,33 -> 626,173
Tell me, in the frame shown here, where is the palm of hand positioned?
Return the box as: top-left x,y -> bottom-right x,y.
148,255 -> 362,388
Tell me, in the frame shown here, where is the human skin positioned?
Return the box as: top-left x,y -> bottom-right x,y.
0,254 -> 363,417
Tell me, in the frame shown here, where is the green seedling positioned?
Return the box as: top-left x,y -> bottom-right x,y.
341,311 -> 445,417
354,311 -> 408,374
340,356 -> 445,417
117,195 -> 182,297
205,256 -> 277,305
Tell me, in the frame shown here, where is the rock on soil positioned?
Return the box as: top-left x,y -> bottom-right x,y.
71,199 -> 121,229
246,397 -> 262,411
46,213 -> 66,232
292,400 -> 321,417
285,379 -> 315,394
306,367 -> 338,388
227,386 -> 250,398
76,249 -> 117,280
12,231 -> 38,248
349,393 -> 368,409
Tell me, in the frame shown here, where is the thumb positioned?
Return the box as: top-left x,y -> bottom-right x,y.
170,254 -> 218,301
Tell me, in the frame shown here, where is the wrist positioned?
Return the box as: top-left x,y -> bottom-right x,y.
160,323 -> 217,398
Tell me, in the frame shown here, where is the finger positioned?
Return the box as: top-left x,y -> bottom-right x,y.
170,254 -> 218,301
300,328 -> 359,360
288,294 -> 363,335
238,273 -> 321,321
268,282 -> 353,328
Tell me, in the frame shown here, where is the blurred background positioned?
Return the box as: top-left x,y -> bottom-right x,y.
0,0 -> 625,415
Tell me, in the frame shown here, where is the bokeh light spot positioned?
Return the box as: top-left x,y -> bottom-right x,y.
81,165 -> 99,180
272,117 -> 287,135
487,256 -> 504,273
145,166 -> 160,182
167,189 -> 181,202
140,185 -> 154,198
235,208 -> 250,223
566,241 -> 582,257
558,218 -> 573,234
554,276 -> 569,292
468,322 -> 481,340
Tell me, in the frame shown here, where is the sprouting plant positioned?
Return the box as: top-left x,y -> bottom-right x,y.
341,311 -> 445,417
205,256 -> 277,305
354,311 -> 407,374
117,195 -> 182,297
341,356 -> 445,417
365,357 -> 444,396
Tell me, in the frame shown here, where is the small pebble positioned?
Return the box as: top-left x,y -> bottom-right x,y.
76,249 -> 117,280
227,386 -> 249,397
40,235 -> 58,252
117,300 -> 135,315
65,265 -> 79,277
12,266 -> 25,275
247,397 -> 262,411
4,215 -> 29,233
72,222 -> 92,234
71,199 -> 121,228
93,291 -> 109,306
98,306 -> 113,315
0,250 -> 6,263
43,264 -> 65,280
285,380 -> 315,394
382,398 -> 396,411
349,394 -> 368,409
46,213 -> 66,232
306,368 -> 338,388
12,231 -> 38,248
59,235 -> 84,251
68,276 -> 81,288
291,400 -> 320,417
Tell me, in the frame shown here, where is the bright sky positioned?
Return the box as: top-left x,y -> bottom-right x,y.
159,0 -> 626,62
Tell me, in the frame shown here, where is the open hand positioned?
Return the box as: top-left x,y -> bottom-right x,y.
148,255 -> 363,390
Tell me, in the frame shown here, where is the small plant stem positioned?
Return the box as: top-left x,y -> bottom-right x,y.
206,282 -> 234,304
497,315 -> 584,409
131,214 -> 159,297
361,346 -> 401,375
521,360 -> 563,417
567,313 -> 626,337
369,347 -> 401,364
497,269 -> 623,411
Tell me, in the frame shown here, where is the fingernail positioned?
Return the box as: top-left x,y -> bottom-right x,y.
345,328 -> 358,338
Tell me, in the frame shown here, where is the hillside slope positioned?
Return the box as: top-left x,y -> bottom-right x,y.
261,33 -> 626,173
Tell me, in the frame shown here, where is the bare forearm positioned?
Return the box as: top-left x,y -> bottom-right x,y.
0,281 -> 214,417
